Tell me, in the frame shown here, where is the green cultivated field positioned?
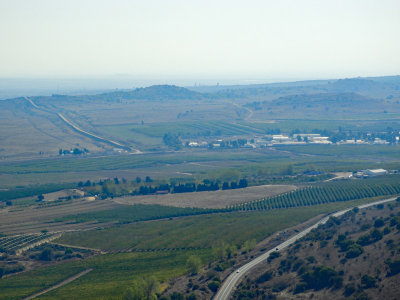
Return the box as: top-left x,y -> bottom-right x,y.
55,204 -> 221,224
1,145 -> 399,191
1,145 -> 399,177
0,151 -> 287,174
0,183 -> 77,202
0,250 -> 209,300
234,175 -> 400,211
1,197 -> 391,300
97,119 -> 400,144
97,121 -> 266,141
56,198 -> 388,252
0,263 -> 85,300
276,144 -> 400,158
1,78 -> 400,299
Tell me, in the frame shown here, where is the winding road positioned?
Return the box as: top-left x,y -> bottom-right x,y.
56,112 -> 136,152
214,197 -> 398,300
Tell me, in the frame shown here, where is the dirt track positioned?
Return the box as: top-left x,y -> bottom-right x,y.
23,268 -> 93,300
113,184 -> 297,208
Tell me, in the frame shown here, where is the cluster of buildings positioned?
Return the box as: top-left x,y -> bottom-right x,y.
270,133 -> 331,145
337,138 -> 391,145
185,132 -> 399,149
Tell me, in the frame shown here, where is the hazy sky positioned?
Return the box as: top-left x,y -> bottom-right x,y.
1,0 -> 399,82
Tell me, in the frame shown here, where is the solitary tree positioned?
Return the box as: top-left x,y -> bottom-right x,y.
39,248 -> 52,261
186,255 -> 202,275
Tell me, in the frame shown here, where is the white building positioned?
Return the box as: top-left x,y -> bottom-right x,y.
362,169 -> 388,177
373,138 -> 389,145
272,135 -> 290,141
309,136 -> 332,144
294,133 -> 321,138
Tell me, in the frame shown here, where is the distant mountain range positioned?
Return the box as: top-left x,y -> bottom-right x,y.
1,76 -> 400,112
100,85 -> 208,101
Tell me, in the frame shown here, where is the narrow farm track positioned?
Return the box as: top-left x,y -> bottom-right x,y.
229,101 -> 254,120
49,242 -> 106,254
22,269 -> 93,300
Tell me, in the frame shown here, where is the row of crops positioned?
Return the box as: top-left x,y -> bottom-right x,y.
0,233 -> 51,253
230,176 -> 400,211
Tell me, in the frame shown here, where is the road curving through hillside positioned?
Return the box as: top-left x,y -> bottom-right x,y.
214,197 -> 398,300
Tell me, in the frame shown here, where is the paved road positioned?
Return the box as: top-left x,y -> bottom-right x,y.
25,97 -> 40,109
25,97 -> 139,153
56,112 -> 137,152
214,197 -> 398,300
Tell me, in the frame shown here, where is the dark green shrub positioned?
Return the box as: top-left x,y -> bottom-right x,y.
292,260 -> 304,272
294,283 -> 307,294
344,284 -> 356,297
306,256 -> 315,263
186,293 -> 197,300
170,292 -> 184,300
256,270 -> 273,283
336,238 -> 355,251
38,248 -> 52,261
357,234 -> 371,246
360,223 -> 371,230
267,251 -> 280,262
346,244 -> 364,258
374,219 -> 384,228
208,281 -> 220,293
370,229 -> 383,241
386,260 -> 400,276
301,266 -> 342,291
361,275 -> 376,289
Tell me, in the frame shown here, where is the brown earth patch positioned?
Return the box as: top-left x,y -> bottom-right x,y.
0,199 -> 121,235
112,184 -> 297,209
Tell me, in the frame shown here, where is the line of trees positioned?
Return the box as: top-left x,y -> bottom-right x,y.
131,179 -> 248,196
